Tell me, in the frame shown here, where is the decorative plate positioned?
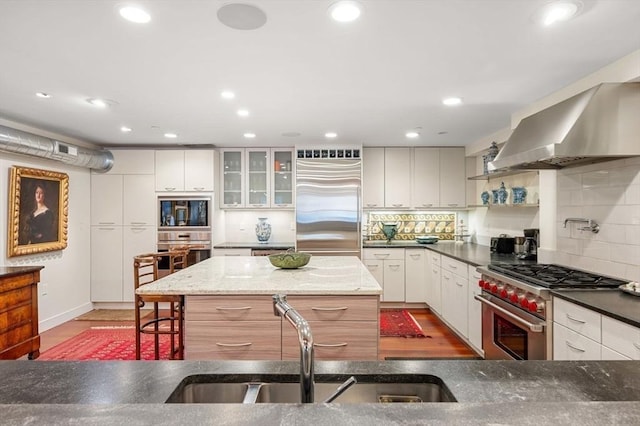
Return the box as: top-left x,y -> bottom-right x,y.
619,282 -> 640,297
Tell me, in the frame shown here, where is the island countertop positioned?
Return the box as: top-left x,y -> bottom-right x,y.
136,255 -> 382,296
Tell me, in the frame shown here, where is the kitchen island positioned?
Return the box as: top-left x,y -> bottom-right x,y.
1,359 -> 639,424
136,256 -> 382,360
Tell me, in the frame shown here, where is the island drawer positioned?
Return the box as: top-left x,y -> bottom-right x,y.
285,296 -> 379,321
282,321 -> 379,360
363,248 -> 405,260
185,321 -> 281,360
186,295 -> 278,321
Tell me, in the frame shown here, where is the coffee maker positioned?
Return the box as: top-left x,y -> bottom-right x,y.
518,228 -> 539,260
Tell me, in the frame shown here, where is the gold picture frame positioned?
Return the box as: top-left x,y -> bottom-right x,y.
7,166 -> 69,257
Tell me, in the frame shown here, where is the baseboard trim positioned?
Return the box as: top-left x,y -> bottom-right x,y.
39,302 -> 93,332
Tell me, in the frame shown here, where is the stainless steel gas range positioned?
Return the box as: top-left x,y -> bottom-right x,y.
475,263 -> 628,360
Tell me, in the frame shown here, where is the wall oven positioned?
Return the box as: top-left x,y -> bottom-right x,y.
157,197 -> 211,274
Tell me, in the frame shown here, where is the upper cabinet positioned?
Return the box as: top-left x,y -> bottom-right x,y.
220,148 -> 294,209
94,149 -> 154,175
384,148 -> 412,208
155,150 -> 214,192
363,147 -> 466,209
362,148 -> 385,208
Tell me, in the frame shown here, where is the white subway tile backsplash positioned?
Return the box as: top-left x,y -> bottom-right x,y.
557,173 -> 582,190
582,170 -> 610,188
609,166 -> 640,186
582,186 -> 625,206
610,243 -> 640,265
557,237 -> 581,255
624,225 -> 640,245
581,240 -> 610,261
625,184 -> 640,204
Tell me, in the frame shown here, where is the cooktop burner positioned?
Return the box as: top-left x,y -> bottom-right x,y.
488,263 -> 628,289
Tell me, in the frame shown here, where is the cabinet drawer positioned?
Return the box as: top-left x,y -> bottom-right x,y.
426,251 -> 441,267
553,323 -> 601,360
363,248 -> 405,260
185,321 -> 281,360
0,322 -> 35,349
0,287 -> 31,311
601,315 -> 640,360
285,296 -> 378,321
282,321 -> 378,360
186,295 -> 277,321
441,256 -> 467,278
0,304 -> 32,333
553,298 -> 601,342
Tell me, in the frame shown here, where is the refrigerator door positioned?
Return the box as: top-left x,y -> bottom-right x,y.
296,159 -> 361,257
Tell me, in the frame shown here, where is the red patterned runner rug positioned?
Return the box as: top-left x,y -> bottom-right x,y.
380,309 -> 426,338
38,327 -> 172,360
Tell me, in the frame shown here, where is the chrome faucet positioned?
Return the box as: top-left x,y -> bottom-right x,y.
272,294 -> 314,403
563,217 -> 600,233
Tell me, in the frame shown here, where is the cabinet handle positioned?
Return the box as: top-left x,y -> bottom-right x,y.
388,264 -> 400,270
98,227 -> 116,230
216,306 -> 252,311
130,222 -> 147,225
311,306 -> 348,311
250,204 -> 264,207
314,342 -> 348,348
443,275 -> 450,281
448,264 -> 457,269
432,269 -> 439,274
374,254 -> 390,259
164,187 -> 176,191
366,203 -> 378,207
566,314 -> 586,324
98,222 -> 115,225
130,227 -> 146,231
409,254 -> 421,259
216,342 -> 252,347
456,281 -> 463,287
421,203 -> 433,207
365,264 -> 379,269
447,203 -> 459,207
391,203 -> 404,207
565,341 -> 586,352
193,187 -> 204,191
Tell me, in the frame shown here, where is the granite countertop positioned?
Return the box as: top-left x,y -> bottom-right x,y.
1,360 -> 639,424
552,289 -> 640,328
136,255 -> 382,296
213,242 -> 295,250
363,240 -> 532,267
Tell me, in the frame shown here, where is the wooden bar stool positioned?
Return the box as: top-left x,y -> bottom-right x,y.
133,250 -> 187,360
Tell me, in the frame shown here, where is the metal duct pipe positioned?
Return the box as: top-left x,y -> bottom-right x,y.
0,125 -> 114,172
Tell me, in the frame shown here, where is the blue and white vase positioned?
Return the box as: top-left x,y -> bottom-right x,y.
481,191 -> 490,205
497,182 -> 508,204
511,187 -> 527,204
255,217 -> 272,243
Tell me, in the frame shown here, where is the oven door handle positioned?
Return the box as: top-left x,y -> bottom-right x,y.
474,294 -> 545,333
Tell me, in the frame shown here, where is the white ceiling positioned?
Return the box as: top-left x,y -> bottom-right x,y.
1,0 -> 639,150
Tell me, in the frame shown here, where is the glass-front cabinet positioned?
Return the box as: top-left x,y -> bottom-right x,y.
221,150 -> 244,207
220,148 -> 294,209
272,148 -> 294,208
246,148 -> 270,207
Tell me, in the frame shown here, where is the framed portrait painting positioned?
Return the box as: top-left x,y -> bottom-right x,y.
7,166 -> 69,257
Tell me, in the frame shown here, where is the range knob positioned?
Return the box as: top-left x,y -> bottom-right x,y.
490,283 -> 499,293
483,280 -> 492,290
499,286 -> 509,298
528,299 -> 544,313
519,294 -> 530,310
478,279 -> 485,288
510,291 -> 521,303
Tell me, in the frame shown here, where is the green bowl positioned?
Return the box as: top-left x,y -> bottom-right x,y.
268,252 -> 312,269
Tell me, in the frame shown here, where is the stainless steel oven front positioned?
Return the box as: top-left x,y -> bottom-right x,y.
476,293 -> 548,360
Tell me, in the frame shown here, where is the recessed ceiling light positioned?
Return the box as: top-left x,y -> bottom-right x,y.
534,1 -> 580,26
442,97 -> 463,106
120,126 -> 132,133
405,131 -> 420,139
237,109 -> 250,117
221,90 -> 235,99
87,98 -> 108,108
119,6 -> 151,23
329,1 -> 362,22
164,133 -> 178,139
325,132 -> 338,139
243,132 -> 256,139
36,92 -> 50,98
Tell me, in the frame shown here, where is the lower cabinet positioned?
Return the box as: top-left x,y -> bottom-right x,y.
185,295 -> 379,360
553,297 -> 639,360
404,249 -> 427,303
440,256 -> 468,339
467,265 -> 483,354
362,248 -> 405,302
213,248 -> 252,256
425,252 -> 441,313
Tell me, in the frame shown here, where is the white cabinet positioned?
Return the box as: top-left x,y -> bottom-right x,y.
363,248 -> 405,302
553,323 -> 602,360
404,249 -> 426,303
90,226 -> 123,301
155,150 -> 214,192
467,265 -> 483,354
439,148 -> 466,207
440,256 -> 468,338
122,226 -> 156,302
246,148 -> 270,207
98,149 -> 154,175
412,148 -> 439,208
425,251 -> 441,313
213,248 -> 252,256
123,175 -> 155,226
220,149 -> 244,207
271,148 -> 294,208
601,315 -> 640,360
91,174 -> 123,225
384,148 -> 412,208
362,148 -> 385,208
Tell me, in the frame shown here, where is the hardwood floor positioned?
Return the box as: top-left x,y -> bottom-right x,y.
36,308 -> 479,360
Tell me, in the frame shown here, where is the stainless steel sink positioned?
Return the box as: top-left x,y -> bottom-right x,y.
166,375 -> 457,404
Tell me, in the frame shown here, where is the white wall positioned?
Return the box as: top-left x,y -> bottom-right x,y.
551,157 -> 640,281
0,151 -> 93,332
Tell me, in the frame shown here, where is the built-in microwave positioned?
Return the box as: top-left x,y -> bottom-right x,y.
158,197 -> 210,229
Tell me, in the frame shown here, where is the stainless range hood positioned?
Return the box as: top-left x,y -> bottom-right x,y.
488,82 -> 640,172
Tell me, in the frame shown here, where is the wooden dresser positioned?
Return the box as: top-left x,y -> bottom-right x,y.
0,266 -> 43,360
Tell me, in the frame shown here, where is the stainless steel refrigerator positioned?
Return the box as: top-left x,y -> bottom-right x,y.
295,158 -> 361,257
